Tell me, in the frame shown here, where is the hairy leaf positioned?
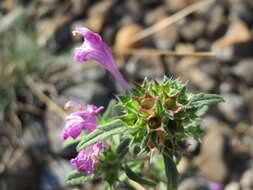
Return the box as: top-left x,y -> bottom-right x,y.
66,170 -> 95,185
125,165 -> 157,186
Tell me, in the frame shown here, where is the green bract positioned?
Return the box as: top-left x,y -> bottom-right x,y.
117,77 -> 224,156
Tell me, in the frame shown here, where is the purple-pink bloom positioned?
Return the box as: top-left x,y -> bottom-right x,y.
73,27 -> 129,90
61,101 -> 103,140
70,141 -> 105,174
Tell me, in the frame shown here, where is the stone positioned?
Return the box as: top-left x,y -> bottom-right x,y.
211,19 -> 251,61
240,169 -> 253,190
166,0 -> 189,11
125,54 -> 163,81
2,149 -> 38,190
178,177 -> 210,190
187,68 -> 216,92
154,21 -> 179,50
180,20 -> 206,41
193,126 -> 232,182
224,182 -> 240,190
218,93 -> 245,122
114,24 -> 143,56
232,59 -> 253,84
39,158 -> 73,190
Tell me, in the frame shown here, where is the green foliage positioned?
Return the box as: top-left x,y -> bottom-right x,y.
67,77 -> 224,188
0,18 -> 53,121
124,165 -> 157,186
77,119 -> 127,151
66,170 -> 95,185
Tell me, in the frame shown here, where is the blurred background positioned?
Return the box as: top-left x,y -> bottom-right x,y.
0,0 -> 253,189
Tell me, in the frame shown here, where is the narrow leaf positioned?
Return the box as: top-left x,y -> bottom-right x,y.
77,127 -> 126,151
79,119 -> 126,144
188,93 -> 224,107
66,170 -> 95,185
125,165 -> 157,187
163,154 -> 179,190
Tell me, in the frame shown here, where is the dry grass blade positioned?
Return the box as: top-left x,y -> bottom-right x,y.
125,48 -> 216,57
16,102 -> 43,115
25,76 -> 67,119
131,0 -> 215,43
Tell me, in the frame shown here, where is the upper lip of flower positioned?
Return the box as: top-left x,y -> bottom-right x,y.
72,26 -> 129,90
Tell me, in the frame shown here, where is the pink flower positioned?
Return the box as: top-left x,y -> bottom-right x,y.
61,101 -> 103,140
73,27 -> 129,90
70,141 -> 105,174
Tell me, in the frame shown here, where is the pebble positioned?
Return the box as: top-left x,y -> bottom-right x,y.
193,126 -> 232,182
39,158 -> 73,190
114,24 -> 143,56
240,169 -> 253,190
224,182 -> 240,190
212,19 -> 251,61
232,59 -> 253,84
218,93 -> 245,122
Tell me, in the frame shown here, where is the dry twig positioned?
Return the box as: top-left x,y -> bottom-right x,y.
25,76 -> 67,119
131,0 -> 215,43
125,48 -> 216,57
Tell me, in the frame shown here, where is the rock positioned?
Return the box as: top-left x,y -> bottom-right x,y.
219,82 -> 234,94
86,15 -> 106,33
207,5 -> 227,39
3,149 -> 38,190
20,121 -> 49,150
180,20 -> 206,41
230,1 -> 253,25
240,169 -> 253,190
154,20 -> 179,50
125,54 -> 163,81
39,158 -> 73,190
224,182 -> 240,190
211,19 -> 251,61
177,156 -> 190,174
36,15 -> 70,47
175,43 -> 195,53
166,0 -> 189,11
188,68 -> 216,92
232,59 -> 253,84
178,177 -> 210,190
193,126 -> 232,182
218,94 -> 245,122
114,24 -> 143,56
144,6 -> 167,25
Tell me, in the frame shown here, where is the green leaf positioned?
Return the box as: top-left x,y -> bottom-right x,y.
100,100 -> 117,122
163,154 -> 179,190
66,170 -> 95,185
77,119 -> 126,151
116,137 -> 132,156
125,165 -> 157,187
188,93 -> 224,107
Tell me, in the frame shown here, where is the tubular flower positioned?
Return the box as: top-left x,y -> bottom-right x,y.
61,101 -> 103,140
73,27 -> 129,90
70,141 -> 105,174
